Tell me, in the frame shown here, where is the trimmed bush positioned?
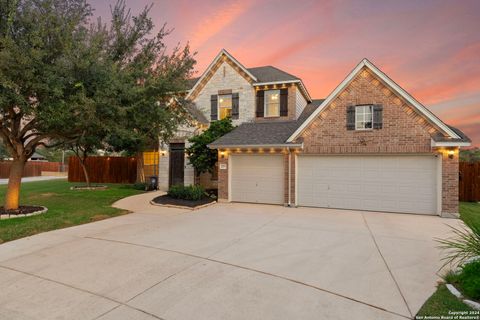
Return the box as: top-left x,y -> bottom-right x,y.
168,185 -> 205,201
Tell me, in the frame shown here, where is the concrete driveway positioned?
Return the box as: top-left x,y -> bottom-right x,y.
0,192 -> 461,320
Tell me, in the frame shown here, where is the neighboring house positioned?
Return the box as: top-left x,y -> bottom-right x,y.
160,49 -> 470,217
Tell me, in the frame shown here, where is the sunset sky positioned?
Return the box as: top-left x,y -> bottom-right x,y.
91,0 -> 480,146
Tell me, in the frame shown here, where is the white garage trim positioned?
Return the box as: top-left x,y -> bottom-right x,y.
229,154 -> 284,205
296,154 -> 440,215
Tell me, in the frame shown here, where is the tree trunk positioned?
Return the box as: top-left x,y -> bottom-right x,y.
136,151 -> 145,183
4,158 -> 26,210
79,158 -> 90,187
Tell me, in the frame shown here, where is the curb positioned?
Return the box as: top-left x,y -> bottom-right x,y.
0,206 -> 48,220
149,200 -> 217,211
445,283 -> 480,310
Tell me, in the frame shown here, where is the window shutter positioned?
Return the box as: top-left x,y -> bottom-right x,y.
256,90 -> 264,117
346,106 -> 355,130
373,104 -> 383,129
210,95 -> 218,121
232,93 -> 239,119
280,88 -> 288,117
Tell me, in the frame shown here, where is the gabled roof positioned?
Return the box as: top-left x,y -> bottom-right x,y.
209,100 -> 324,148
186,49 -> 257,100
287,58 -> 463,143
186,49 -> 312,102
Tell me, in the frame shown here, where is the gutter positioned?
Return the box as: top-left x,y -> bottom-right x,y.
431,140 -> 471,147
207,143 -> 304,149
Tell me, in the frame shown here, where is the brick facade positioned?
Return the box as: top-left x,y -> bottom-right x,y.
255,85 -> 298,122
217,153 -> 229,201
297,68 -> 442,153
441,149 -> 459,214
294,67 -> 458,216
217,67 -> 460,216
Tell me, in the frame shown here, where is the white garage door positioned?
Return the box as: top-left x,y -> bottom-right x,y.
230,155 -> 284,204
297,155 -> 439,215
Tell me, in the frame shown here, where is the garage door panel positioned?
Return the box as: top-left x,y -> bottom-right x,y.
297,155 -> 438,215
231,155 -> 284,205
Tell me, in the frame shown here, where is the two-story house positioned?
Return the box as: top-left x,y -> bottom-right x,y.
158,49 -> 470,217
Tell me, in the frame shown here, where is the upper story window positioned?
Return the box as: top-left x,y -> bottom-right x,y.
264,90 -> 280,117
355,105 -> 373,130
218,94 -> 232,120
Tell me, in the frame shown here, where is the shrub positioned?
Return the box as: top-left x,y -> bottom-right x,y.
168,185 -> 205,201
132,183 -> 147,190
454,260 -> 480,300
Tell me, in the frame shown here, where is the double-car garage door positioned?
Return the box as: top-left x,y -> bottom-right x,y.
229,154 -> 439,215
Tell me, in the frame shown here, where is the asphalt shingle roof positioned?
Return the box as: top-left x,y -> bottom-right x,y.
209,100 -> 324,147
186,66 -> 300,90
432,125 -> 471,143
248,66 -> 300,83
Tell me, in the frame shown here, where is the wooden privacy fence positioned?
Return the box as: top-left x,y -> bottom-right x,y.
68,156 -> 137,184
0,161 -> 64,179
459,162 -> 480,202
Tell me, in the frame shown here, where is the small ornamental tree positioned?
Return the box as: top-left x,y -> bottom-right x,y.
185,118 -> 234,176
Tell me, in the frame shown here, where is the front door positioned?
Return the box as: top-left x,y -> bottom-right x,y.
169,143 -> 185,187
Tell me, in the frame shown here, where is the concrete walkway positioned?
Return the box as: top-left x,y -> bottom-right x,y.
0,175 -> 66,185
0,192 -> 462,320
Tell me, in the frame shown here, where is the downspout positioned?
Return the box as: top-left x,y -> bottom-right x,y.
288,147 -> 291,207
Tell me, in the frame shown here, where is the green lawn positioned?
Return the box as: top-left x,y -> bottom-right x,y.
460,202 -> 480,230
416,201 -> 480,317
416,284 -> 474,316
0,179 -> 143,243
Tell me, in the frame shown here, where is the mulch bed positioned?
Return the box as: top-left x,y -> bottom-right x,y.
152,195 -> 215,208
0,205 -> 47,219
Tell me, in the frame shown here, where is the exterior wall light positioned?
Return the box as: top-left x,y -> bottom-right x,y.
219,151 -> 226,159
448,150 -> 455,159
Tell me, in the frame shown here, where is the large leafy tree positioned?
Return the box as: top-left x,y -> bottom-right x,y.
0,0 -> 196,206
0,0 -> 93,209
185,118 -> 234,176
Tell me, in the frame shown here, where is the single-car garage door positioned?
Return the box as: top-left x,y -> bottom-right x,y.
297,155 -> 439,215
230,155 -> 284,204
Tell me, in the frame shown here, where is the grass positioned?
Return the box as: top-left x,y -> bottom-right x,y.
460,202 -> 480,230
0,179 -> 143,243
416,201 -> 480,317
416,284 -> 474,316
445,261 -> 480,301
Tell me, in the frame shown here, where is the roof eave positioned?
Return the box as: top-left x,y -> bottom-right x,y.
208,143 -> 304,149
431,139 -> 471,147
253,80 -> 312,102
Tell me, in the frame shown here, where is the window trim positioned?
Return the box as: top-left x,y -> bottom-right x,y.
263,89 -> 281,118
217,93 -> 232,120
355,105 -> 373,131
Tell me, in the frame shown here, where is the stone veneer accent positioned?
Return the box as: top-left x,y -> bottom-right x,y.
193,60 -> 255,126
